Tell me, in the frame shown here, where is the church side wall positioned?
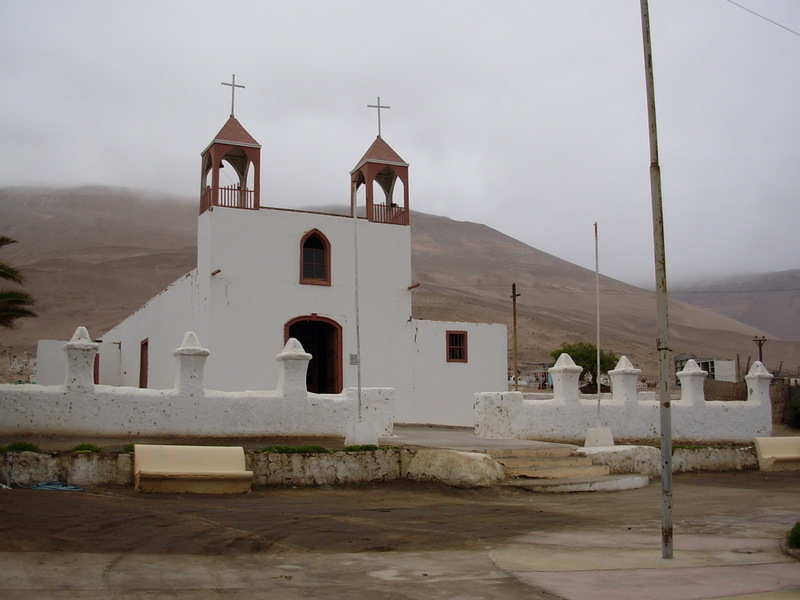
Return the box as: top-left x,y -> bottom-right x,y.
100,271 -> 202,388
407,320 -> 508,426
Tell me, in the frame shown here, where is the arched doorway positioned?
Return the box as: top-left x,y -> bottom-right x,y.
285,316 -> 342,394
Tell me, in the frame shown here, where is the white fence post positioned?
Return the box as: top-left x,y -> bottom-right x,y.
549,353 -> 582,401
744,361 -> 773,404
609,355 -> 642,405
676,359 -> 706,406
173,332 -> 210,396
276,338 -> 312,398
63,326 -> 98,391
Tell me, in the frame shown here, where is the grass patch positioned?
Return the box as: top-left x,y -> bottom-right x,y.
122,443 -> 135,454
72,443 -> 101,454
672,444 -> 748,452
344,444 -> 379,452
787,522 -> 800,549
4,442 -> 41,453
261,445 -> 330,454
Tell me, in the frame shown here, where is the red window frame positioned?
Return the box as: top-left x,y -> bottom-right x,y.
299,229 -> 331,286
446,330 -> 468,363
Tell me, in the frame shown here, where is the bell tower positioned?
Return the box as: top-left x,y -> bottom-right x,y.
350,136 -> 409,226
199,75 -> 261,215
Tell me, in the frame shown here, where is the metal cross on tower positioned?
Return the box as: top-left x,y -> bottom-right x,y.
221,74 -> 245,118
367,96 -> 391,137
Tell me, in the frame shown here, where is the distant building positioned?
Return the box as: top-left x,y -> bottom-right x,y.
674,353 -> 736,383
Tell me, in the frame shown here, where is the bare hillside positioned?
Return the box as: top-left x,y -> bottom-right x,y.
673,270 -> 800,342
1,186 -> 797,382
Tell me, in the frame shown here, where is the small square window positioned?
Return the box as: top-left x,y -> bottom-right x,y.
446,331 -> 468,363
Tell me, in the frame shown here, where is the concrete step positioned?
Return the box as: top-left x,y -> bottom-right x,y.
486,446 -> 574,459
503,474 -> 650,493
505,464 -> 611,479
495,456 -> 594,469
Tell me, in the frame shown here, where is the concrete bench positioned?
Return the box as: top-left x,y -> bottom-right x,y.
133,444 -> 254,493
754,437 -> 800,472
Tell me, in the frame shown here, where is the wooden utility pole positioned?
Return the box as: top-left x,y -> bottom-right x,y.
754,336 -> 767,364
511,283 -> 521,391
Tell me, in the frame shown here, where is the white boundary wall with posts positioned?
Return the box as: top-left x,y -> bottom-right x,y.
9,328 -> 393,438
474,354 -> 773,444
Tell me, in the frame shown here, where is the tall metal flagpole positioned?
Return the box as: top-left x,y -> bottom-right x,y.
640,0 -> 673,559
595,223 -> 601,425
351,182 -> 363,420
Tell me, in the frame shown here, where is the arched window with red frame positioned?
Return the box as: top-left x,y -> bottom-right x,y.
300,229 -> 331,286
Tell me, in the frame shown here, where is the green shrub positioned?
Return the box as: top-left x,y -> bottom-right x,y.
786,389 -> 800,429
344,444 -> 379,452
787,522 -> 800,549
261,445 -> 330,454
72,443 -> 101,453
5,441 -> 40,453
122,443 -> 135,454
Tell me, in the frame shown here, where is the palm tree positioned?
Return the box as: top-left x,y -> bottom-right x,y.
0,236 -> 36,329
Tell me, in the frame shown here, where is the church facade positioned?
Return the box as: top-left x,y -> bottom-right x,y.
46,115 -> 507,426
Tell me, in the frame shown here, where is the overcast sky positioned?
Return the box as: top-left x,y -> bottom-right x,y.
1,1 -> 798,288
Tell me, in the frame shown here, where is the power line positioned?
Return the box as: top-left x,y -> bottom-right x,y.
723,0 -> 800,38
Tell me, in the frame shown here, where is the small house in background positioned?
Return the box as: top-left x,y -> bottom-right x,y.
674,353 -> 736,383
37,113 -> 507,427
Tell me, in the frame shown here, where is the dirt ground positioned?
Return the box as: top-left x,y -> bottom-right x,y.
1,471 -> 798,556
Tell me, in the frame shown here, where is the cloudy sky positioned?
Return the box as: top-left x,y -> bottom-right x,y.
1,1 -> 798,288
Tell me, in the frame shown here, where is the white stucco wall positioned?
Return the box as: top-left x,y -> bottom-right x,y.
4,329 -> 394,438
474,357 -> 773,444
194,206 -> 415,394
406,319 -> 508,426
100,271 -> 203,387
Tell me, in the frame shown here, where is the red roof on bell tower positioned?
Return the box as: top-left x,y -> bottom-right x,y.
207,116 -> 261,151
351,136 -> 407,173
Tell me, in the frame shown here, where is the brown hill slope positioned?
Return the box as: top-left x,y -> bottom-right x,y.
673,270 -> 800,341
1,186 -> 796,382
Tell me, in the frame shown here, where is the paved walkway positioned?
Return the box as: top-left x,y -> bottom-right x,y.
380,423 -> 577,451
4,530 -> 798,599
3,426 -> 799,600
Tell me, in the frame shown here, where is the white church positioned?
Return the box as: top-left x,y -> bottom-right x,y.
39,109 -> 508,426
